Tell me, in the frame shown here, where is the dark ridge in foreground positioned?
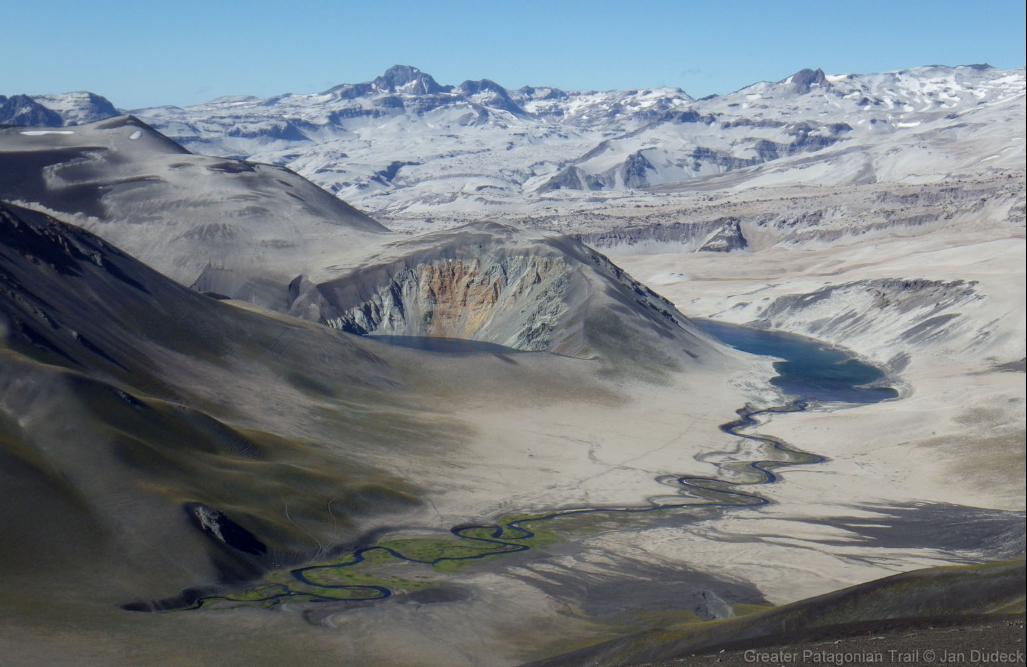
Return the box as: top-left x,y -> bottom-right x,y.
525,558 -> 1026,666
646,617 -> 1025,667
0,200 -> 426,599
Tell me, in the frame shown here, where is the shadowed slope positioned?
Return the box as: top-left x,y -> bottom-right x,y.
0,201 -> 425,599
526,558 -> 1026,667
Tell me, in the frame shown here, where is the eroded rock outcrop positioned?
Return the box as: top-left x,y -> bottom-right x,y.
575,218 -> 749,254
287,221 -> 722,365
318,254 -> 574,351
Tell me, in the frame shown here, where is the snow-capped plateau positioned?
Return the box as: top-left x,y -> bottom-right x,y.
9,64 -> 1023,232
107,63 -> 1024,222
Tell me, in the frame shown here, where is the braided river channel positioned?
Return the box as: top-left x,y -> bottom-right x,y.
144,322 -> 898,611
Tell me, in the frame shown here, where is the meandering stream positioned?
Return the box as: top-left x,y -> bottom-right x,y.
148,323 -> 898,611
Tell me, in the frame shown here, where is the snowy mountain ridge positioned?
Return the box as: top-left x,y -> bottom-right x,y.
10,64 -> 1024,224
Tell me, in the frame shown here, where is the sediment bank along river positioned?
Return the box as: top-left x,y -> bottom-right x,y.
136,324 -> 898,612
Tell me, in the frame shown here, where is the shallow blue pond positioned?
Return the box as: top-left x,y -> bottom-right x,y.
696,320 -> 898,404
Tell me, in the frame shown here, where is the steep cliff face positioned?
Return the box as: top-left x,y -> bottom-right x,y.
316,254 -> 577,352
287,222 -> 723,366
575,218 -> 750,254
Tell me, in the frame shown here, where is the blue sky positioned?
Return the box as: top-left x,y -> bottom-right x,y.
5,0 -> 1025,109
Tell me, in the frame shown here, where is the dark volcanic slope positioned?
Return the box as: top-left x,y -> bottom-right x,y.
0,115 -> 386,306
0,201 -> 424,600
526,559 -> 1026,667
647,618 -> 1026,667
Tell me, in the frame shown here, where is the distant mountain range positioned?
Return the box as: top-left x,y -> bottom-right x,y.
0,91 -> 118,127
5,64 -> 1024,218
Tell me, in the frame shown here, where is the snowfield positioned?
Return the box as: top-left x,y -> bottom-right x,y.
93,64 -> 1023,227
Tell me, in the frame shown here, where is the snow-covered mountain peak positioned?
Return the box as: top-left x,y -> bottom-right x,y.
109,64 -> 1021,213
0,94 -> 63,127
29,91 -> 119,125
0,91 -> 120,127
457,78 -> 528,115
371,65 -> 450,95
12,64 -> 1015,219
781,67 -> 830,94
